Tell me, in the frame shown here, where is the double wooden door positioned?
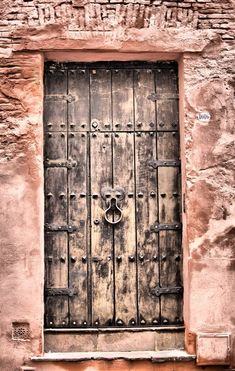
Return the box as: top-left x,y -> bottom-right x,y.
44,62 -> 183,329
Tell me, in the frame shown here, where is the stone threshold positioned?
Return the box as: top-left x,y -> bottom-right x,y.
32,350 -> 196,363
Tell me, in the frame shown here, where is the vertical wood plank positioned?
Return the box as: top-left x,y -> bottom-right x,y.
155,67 -> 178,131
68,132 -> 89,326
135,132 -> 160,325
90,69 -> 112,131
68,68 -> 89,132
44,132 -> 67,161
90,132 -> 114,326
159,231 -> 183,324
112,69 -> 134,132
44,65 -> 68,132
113,132 -> 136,325
134,69 -> 156,131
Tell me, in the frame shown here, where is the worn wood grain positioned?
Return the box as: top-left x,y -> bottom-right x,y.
90,69 -> 112,132
68,132 -> 88,326
68,68 -> 89,132
113,132 -> 136,325
112,69 -> 134,132
134,69 -> 156,131
135,132 -> 160,325
90,132 -> 114,326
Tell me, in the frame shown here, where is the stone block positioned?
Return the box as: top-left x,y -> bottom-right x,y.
197,333 -> 231,365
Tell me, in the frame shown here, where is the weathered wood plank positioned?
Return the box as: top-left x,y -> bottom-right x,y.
157,131 -> 179,160
135,132 -> 160,325
44,131 -> 67,161
158,167 -> 180,224
44,67 -> 67,132
113,132 -> 136,326
134,69 -> 156,131
155,68 -> 178,132
112,69 -> 134,132
44,231 -> 69,327
45,168 -> 67,226
159,231 -> 183,324
90,69 -> 112,132
68,68 -> 89,132
68,132 -> 89,326
90,132 -> 114,326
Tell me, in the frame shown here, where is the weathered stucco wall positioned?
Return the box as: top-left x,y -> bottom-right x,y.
0,0 -> 234,370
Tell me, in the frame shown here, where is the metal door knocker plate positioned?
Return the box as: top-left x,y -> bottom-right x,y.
101,187 -> 125,225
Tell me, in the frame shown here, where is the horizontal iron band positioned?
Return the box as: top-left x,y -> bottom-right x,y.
44,160 -> 77,168
148,159 -> 181,168
150,223 -> 182,232
45,288 -> 78,297
45,224 -> 78,233
151,286 -> 183,297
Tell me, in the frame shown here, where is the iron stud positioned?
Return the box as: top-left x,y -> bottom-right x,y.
162,255 -> 167,262
73,321 -> 76,325
139,254 -> 144,262
47,123 -> 53,127
128,192 -> 134,197
153,255 -> 158,262
82,256 -> 87,263
48,132 -> 52,138
107,256 -> 112,261
70,123 -> 75,128
104,134 -> 109,138
92,70 -> 96,74
46,192 -> 53,198
59,192 -> 65,198
94,321 -> 99,326
83,321 -> 87,325
115,69 -> 119,73
115,133 -> 119,137
70,193 -> 76,199
127,122 -> 132,127
137,132 -> 141,137
173,192 -> 178,197
61,133 -> 65,138
149,132 -> 154,136
92,194 -> 99,199
92,133 -> 97,138
140,319 -> 146,325
129,256 -> 135,262
149,122 -> 154,127
116,319 -> 123,326
160,193 -> 166,197
104,123 -> 110,128
159,122 -> 164,127
150,191 -> 156,197
116,256 -> 122,263
115,124 -> 119,127
130,319 -> 136,326
70,133 -> 75,138
92,121 -> 98,128
138,192 -> 144,198
71,256 -> 76,263
152,318 -> 158,325
172,132 -> 176,137
137,122 -> 142,127
80,193 -> 86,198
81,124 -> 86,128
49,321 -> 53,325
175,255 -> 180,262
47,256 -> 53,262
60,256 -> 66,263
163,319 -> 168,324
60,123 -> 65,128
94,219 -> 99,225
81,133 -> 85,137
62,321 -> 66,325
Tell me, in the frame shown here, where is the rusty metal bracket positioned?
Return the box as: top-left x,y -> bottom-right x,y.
45,224 -> 78,233
150,223 -> 182,232
147,159 -> 181,169
147,93 -> 179,101
45,94 -> 75,102
151,286 -> 183,297
45,288 -> 78,297
44,159 -> 77,169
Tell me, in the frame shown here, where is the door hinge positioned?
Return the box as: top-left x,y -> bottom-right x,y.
151,286 -> 183,297
45,288 -> 78,297
45,94 -> 75,103
150,223 -> 182,232
147,159 -> 181,169
44,159 -> 77,169
45,224 -> 78,233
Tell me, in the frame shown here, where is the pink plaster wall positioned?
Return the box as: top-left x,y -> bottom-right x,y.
0,1 -> 234,370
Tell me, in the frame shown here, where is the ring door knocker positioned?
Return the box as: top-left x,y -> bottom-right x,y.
101,187 -> 125,225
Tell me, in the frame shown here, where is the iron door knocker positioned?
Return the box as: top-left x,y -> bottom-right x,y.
101,187 -> 125,225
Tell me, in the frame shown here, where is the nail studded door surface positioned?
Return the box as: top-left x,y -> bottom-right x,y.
44,62 -> 183,329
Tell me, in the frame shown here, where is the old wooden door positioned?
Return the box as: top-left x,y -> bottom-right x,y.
44,62 -> 183,329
